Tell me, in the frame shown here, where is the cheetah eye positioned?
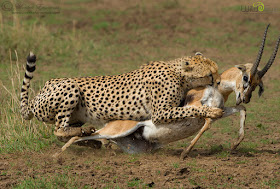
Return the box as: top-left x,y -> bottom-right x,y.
243,75 -> 248,82
185,61 -> 189,66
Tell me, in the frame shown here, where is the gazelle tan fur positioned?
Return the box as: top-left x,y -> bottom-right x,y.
181,24 -> 280,157
56,24 -> 279,158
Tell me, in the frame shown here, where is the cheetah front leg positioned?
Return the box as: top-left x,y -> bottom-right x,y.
149,82 -> 223,125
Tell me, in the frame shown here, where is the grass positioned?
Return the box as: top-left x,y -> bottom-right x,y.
14,174 -> 87,189
263,179 -> 280,188
0,0 -> 280,188
128,154 -> 140,163
126,178 -> 146,188
0,50 -> 55,153
236,160 -> 248,164
238,142 -> 259,153
172,162 -> 180,169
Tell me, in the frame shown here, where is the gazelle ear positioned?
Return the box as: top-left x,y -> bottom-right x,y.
258,81 -> 264,97
235,65 -> 246,72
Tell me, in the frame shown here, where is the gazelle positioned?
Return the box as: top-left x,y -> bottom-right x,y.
55,24 -> 279,159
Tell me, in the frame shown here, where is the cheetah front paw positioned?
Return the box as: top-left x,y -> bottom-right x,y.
204,107 -> 223,119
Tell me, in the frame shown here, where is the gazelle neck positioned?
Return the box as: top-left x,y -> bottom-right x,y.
218,67 -> 241,103
218,80 -> 235,103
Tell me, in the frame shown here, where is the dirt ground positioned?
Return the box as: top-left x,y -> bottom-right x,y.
1,140 -> 280,188
1,0 -> 280,188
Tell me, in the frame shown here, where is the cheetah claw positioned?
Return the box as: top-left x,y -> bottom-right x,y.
81,126 -> 96,136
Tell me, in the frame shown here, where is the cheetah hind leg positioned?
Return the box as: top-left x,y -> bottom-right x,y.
54,126 -> 101,157
53,128 -> 102,158
180,118 -> 212,159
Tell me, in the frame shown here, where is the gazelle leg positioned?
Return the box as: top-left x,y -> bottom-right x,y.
231,108 -> 246,150
219,105 -> 246,150
53,136 -> 81,158
53,128 -> 100,158
181,118 -> 212,159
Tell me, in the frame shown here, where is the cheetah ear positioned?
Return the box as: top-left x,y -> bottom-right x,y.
235,65 -> 246,72
195,52 -> 203,56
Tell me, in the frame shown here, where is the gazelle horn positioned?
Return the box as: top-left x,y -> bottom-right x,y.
258,34 -> 280,78
250,24 -> 270,76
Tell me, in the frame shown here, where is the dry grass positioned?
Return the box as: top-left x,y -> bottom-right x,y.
0,49 -> 54,153
0,0 -> 280,188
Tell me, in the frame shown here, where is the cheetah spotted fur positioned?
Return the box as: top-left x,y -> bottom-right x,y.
20,52 -> 223,138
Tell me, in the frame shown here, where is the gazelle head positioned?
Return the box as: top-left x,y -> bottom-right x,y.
235,24 -> 280,105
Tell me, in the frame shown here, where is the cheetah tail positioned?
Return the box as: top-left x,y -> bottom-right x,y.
20,52 -> 36,120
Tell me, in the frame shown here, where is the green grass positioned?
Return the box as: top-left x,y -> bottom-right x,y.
128,154 -> 140,163
263,179 -> 280,188
0,1 -> 280,187
0,53 -> 56,153
161,0 -> 181,9
207,17 -> 221,23
209,144 -> 223,154
126,178 -> 146,188
236,160 -> 248,164
238,142 -> 259,153
13,174 -> 87,189
172,162 -> 180,169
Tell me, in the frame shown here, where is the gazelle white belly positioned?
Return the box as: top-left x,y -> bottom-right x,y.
142,118 -> 205,144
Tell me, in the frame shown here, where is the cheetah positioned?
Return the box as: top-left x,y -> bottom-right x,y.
20,53 -> 223,138
73,24 -> 280,156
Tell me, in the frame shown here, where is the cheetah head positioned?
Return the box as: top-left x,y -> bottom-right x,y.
181,53 -> 220,88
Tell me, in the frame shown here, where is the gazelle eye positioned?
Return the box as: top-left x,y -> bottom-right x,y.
243,75 -> 248,82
